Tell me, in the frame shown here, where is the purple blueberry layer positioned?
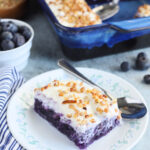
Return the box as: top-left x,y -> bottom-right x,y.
34,99 -> 120,149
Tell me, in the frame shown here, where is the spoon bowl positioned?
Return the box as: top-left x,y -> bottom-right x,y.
92,3 -> 120,21
57,59 -> 147,119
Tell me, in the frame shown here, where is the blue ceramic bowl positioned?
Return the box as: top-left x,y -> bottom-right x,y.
38,0 -> 150,59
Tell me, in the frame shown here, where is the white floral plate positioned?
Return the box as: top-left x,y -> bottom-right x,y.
7,68 -> 148,150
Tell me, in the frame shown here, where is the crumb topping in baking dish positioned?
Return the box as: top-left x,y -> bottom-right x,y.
45,0 -> 102,27
34,80 -> 121,129
136,4 -> 150,18
0,0 -> 22,8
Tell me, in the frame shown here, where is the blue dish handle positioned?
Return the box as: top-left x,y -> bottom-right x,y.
121,107 -> 147,119
109,17 -> 150,32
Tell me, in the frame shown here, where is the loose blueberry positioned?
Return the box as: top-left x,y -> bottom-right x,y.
144,75 -> 150,84
137,52 -> 147,60
1,39 -> 15,50
1,21 -> 18,32
1,31 -> 13,40
120,61 -> 130,72
19,26 -> 31,40
136,57 -> 150,70
13,33 -> 25,47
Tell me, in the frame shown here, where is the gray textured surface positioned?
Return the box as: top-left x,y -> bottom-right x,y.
21,1 -> 150,149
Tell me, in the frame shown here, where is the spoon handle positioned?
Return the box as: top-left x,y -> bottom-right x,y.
58,59 -> 112,98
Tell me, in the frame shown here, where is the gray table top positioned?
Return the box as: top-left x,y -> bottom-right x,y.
21,1 -> 150,149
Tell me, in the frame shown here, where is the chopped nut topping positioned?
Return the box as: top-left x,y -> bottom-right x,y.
79,99 -> 82,103
90,118 -> 96,123
69,104 -> 75,109
58,90 -> 68,96
85,114 -> 93,118
86,89 -> 91,93
95,98 -> 100,103
84,100 -> 89,105
72,83 -> 76,88
80,82 -> 83,86
66,82 -> 71,87
104,108 -> 108,113
100,101 -> 106,106
77,103 -> 83,108
83,107 -> 87,110
70,87 -> 77,92
80,87 -> 85,93
73,113 -> 79,118
53,80 -> 60,86
85,114 -> 89,118
41,87 -> 45,91
67,114 -> 72,118
59,92 -> 64,96
62,100 -> 77,104
69,104 -> 79,113
115,108 -> 118,112
96,107 -> 103,114
102,95 -> 107,98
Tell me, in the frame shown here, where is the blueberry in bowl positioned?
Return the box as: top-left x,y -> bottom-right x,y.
0,31 -> 13,40
13,33 -> 26,47
0,19 -> 34,71
19,26 -> 32,40
0,20 -> 32,50
1,39 -> 15,50
0,21 -> 18,33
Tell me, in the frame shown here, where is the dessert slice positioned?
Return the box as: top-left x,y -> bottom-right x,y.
34,80 -> 121,149
45,0 -> 102,27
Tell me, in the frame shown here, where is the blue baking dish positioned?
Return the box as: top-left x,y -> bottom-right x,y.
38,0 -> 150,60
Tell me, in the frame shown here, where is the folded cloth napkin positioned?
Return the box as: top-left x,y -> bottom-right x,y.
0,66 -> 24,150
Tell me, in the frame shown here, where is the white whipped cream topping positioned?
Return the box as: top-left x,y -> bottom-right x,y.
34,80 -> 120,132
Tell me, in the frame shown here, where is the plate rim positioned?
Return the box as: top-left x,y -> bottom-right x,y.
7,67 -> 149,150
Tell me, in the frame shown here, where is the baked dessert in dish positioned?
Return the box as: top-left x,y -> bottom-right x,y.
45,0 -> 102,27
34,80 -> 121,149
135,4 -> 150,18
0,0 -> 27,18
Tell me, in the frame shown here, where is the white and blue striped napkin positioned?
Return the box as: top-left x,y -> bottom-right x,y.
0,66 -> 24,150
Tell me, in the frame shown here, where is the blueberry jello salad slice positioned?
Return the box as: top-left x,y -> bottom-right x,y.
45,0 -> 102,27
34,80 -> 121,149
